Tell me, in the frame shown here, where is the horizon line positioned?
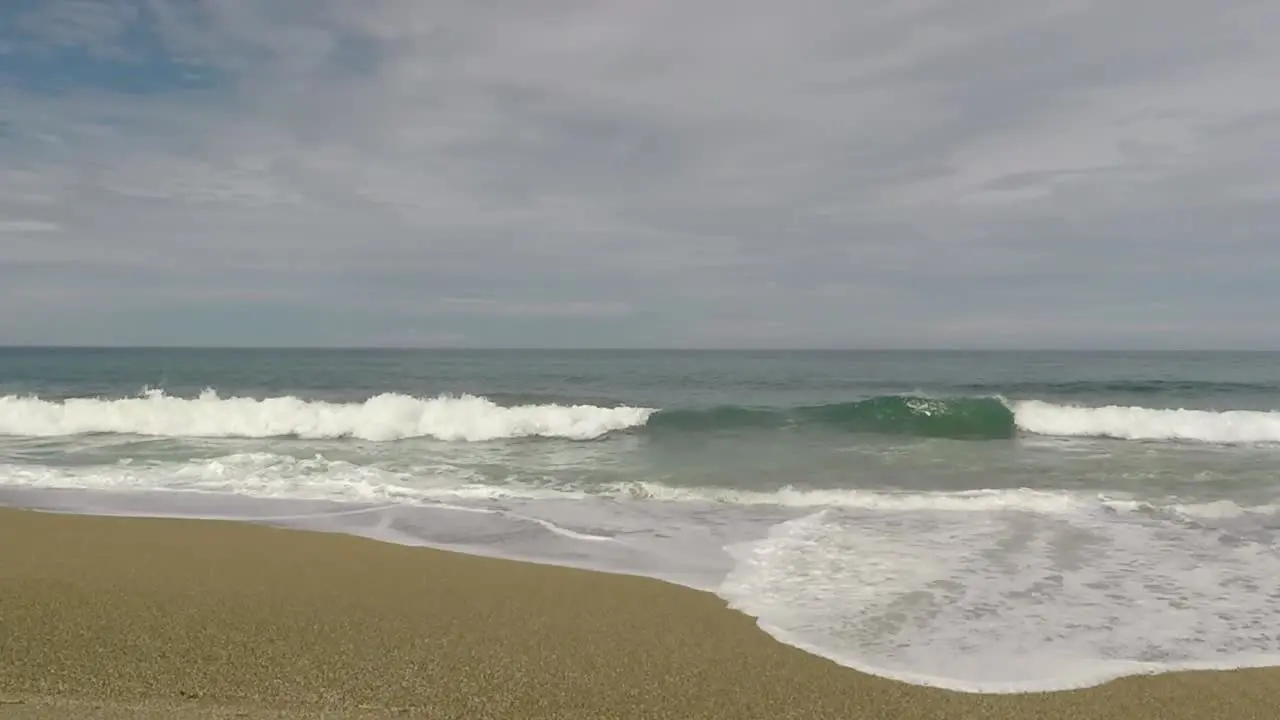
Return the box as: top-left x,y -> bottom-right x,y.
2,345 -> 1279,353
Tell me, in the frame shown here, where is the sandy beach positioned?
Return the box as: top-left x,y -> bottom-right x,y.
1,508 -> 1277,719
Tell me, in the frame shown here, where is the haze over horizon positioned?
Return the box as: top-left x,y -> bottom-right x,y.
4,345 -> 1280,353
4,1 -> 1280,349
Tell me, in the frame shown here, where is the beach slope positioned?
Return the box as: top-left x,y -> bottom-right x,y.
1,508 -> 1276,719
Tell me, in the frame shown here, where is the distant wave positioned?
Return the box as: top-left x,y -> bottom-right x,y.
0,390 -> 654,442
3,390 -> 1280,445
648,396 -> 1016,439
957,379 -> 1279,397
1011,400 -> 1280,444
654,396 -> 1280,444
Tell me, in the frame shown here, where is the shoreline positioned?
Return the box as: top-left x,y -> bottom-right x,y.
3,507 -> 1279,719
9,496 -> 1273,695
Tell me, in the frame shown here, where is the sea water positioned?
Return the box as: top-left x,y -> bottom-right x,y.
3,348 -> 1280,692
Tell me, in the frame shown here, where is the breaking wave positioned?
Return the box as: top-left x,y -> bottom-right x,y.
1011,400 -> 1280,444
0,390 -> 654,442
649,396 -> 1016,439
650,397 -> 1280,444
3,390 -> 1280,445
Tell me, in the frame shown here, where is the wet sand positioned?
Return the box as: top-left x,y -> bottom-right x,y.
1,507 -> 1277,719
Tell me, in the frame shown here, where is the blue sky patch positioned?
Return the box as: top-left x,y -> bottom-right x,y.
0,0 -> 222,96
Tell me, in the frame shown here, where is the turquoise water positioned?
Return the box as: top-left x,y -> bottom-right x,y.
3,348 -> 1280,692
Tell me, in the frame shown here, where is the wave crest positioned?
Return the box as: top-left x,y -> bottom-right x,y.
3,390 -> 1280,445
1011,400 -> 1280,444
649,396 -> 1280,445
649,396 -> 1016,439
0,390 -> 654,442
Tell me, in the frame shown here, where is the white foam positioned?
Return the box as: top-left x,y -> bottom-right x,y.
0,453 -> 532,504
6,454 -> 1280,693
719,497 -> 1280,692
0,390 -> 654,441
1169,500 -> 1280,520
612,481 -> 1095,514
0,455 -> 625,543
1014,400 -> 1280,445
7,390 -> 1280,448
0,454 -> 1130,515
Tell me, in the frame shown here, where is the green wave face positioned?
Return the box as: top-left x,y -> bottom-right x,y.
797,396 -> 1016,439
646,395 -> 1017,440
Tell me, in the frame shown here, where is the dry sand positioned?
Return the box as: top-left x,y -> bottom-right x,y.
1,507 -> 1277,719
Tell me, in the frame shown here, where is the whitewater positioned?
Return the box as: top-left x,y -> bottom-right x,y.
3,349 -> 1280,694
6,390 -> 1280,444
0,390 -> 656,441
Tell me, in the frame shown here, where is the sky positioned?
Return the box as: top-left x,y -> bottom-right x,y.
2,0 -> 1279,349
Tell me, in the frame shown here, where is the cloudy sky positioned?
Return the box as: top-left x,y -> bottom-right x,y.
2,0 -> 1279,348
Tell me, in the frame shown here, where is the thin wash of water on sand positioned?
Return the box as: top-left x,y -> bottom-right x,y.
3,348 -> 1280,692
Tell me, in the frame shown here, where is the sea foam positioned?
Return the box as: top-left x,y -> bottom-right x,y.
720,497 -> 1280,692
4,390 -> 1280,446
1012,400 -> 1280,444
0,390 -> 654,441
5,454 -> 1280,693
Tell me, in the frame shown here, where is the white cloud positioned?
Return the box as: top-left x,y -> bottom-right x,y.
1,0 -> 1279,346
0,220 -> 59,233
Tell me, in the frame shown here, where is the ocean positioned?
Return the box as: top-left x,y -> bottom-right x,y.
2,347 -> 1279,693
